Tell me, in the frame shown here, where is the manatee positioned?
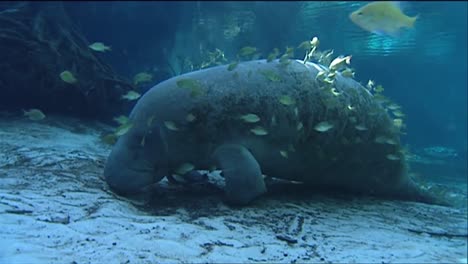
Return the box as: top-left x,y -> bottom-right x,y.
104,59 -> 437,205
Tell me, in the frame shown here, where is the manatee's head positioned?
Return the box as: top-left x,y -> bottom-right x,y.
104,124 -> 168,195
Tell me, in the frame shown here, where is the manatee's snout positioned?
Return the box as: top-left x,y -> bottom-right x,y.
104,139 -> 155,195
104,125 -> 168,195
104,162 -> 155,195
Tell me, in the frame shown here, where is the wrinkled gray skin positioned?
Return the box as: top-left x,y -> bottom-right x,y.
104,59 -> 437,205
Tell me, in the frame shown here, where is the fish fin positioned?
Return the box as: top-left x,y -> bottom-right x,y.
407,14 -> 419,28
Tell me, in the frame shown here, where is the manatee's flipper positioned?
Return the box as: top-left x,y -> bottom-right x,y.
213,144 -> 266,205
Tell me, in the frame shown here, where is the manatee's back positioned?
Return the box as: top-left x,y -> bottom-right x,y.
127,60 -> 324,169
129,59 -> 387,175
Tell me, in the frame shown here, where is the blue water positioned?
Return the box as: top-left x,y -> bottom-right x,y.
64,1 -> 467,186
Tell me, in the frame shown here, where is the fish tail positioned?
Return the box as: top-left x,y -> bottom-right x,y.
407,14 -> 419,28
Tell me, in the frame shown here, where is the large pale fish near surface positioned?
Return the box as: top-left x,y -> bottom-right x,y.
349,1 -> 419,37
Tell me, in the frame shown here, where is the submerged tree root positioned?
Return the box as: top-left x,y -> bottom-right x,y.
0,1 -> 133,119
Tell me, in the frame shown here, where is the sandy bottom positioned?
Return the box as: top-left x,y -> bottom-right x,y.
0,116 -> 466,264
